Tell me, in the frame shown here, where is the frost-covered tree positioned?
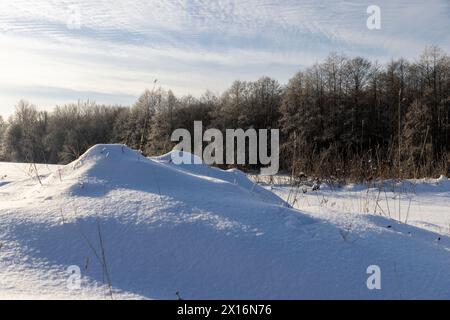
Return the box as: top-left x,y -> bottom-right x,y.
3,101 -> 48,163
122,89 -> 161,152
146,90 -> 179,155
0,116 -> 6,160
402,100 -> 432,171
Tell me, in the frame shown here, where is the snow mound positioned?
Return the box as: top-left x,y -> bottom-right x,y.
36,144 -> 284,205
1,144 -> 450,299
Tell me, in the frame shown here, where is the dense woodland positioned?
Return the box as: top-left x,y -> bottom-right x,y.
0,47 -> 449,181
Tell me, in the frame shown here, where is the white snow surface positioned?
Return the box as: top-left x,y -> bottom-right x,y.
0,144 -> 449,299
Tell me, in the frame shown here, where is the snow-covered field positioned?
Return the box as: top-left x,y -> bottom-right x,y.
267,177 -> 450,238
0,162 -> 63,187
0,145 -> 449,299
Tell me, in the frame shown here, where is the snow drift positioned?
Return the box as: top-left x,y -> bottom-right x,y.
0,144 -> 449,299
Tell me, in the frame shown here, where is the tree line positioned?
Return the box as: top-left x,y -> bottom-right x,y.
0,46 -> 448,181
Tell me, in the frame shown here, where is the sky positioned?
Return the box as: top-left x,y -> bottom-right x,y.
0,0 -> 449,116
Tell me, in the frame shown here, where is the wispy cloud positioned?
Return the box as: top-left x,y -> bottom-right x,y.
0,0 -> 449,115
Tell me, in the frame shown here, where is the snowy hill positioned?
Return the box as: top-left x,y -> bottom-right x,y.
0,144 -> 450,299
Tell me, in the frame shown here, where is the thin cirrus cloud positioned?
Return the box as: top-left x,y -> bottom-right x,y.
0,0 -> 449,116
